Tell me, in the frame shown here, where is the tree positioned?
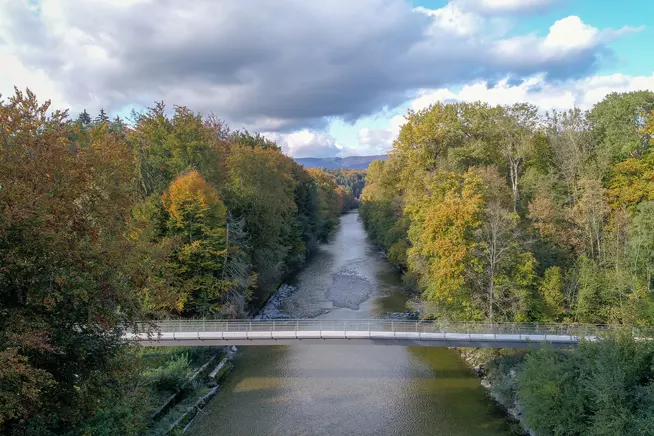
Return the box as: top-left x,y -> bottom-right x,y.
405,169 -> 485,318
95,108 -> 110,125
128,103 -> 228,198
571,179 -> 608,258
220,213 -> 255,318
607,148 -> 654,210
499,103 -> 539,213
471,200 -> 522,323
575,256 -> 610,323
225,145 -> 297,292
545,108 -> 596,204
230,129 -> 281,151
591,91 -> 654,163
629,201 -> 654,294
110,115 -> 127,136
161,170 -> 231,316
0,88 -> 147,434
539,266 -> 566,320
0,87 -> 361,433
77,109 -> 92,126
518,335 -> 654,436
307,168 -> 344,241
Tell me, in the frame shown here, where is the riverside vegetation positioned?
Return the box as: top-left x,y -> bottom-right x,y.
360,91 -> 654,435
0,89 -> 354,435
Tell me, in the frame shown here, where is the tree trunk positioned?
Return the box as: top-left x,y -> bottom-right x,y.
488,279 -> 494,326
510,159 -> 520,213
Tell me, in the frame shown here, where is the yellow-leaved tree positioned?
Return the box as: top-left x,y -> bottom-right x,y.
405,169 -> 485,319
161,170 -> 232,316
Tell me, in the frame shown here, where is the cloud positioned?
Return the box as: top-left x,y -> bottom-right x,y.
455,0 -> 561,14
411,73 -> 654,112
0,46 -> 70,111
0,0 -> 635,132
484,17 -> 642,83
355,115 -> 406,155
354,72 -> 654,156
415,4 -> 484,36
356,128 -> 395,155
264,130 -> 343,158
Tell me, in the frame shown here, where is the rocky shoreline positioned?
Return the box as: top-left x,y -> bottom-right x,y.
254,284 -> 297,320
457,348 -> 535,436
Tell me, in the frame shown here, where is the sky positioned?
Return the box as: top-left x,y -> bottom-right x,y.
1,0 -> 653,158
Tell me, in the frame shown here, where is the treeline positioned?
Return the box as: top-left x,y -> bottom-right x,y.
361,91 -> 654,325
360,91 -> 654,434
324,169 -> 366,209
0,89 -> 348,434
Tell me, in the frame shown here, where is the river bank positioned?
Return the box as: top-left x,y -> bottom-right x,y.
457,348 -> 534,436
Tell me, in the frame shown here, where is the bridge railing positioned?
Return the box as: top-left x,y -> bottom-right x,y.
132,319 -> 652,338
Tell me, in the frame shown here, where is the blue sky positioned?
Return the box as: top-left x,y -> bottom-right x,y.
1,0 -> 653,157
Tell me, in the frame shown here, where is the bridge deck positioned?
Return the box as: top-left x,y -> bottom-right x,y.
125,320 -> 626,349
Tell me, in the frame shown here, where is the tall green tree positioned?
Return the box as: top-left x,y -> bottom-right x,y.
0,89 -> 148,435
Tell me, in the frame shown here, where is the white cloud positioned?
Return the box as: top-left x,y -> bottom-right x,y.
543,16 -> 598,51
0,47 -> 70,110
542,16 -> 641,52
264,129 -> 343,158
410,73 -> 654,112
357,127 -> 395,155
354,115 -> 406,155
490,16 -> 641,70
415,4 -> 483,36
456,0 -> 560,14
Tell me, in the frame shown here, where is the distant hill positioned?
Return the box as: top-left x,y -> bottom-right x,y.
294,155 -> 387,170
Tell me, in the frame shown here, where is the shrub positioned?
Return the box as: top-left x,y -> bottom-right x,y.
144,353 -> 192,392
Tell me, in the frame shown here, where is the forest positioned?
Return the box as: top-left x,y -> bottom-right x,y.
360,90 -> 654,434
0,89 -> 353,434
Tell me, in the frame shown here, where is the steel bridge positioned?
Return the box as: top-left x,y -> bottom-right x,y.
123,320 -> 637,349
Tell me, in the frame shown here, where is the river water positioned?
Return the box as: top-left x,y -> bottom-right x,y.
188,211 -> 520,436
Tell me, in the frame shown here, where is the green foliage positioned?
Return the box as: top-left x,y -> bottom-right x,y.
629,201 -> 654,293
307,168 -> 345,241
590,91 -> 654,163
354,89 -> 654,436
324,168 -> 366,208
518,335 -> 654,436
539,266 -> 566,320
230,129 -> 281,151
143,353 -> 192,393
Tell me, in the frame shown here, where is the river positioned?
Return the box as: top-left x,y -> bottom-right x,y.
188,211 -> 521,436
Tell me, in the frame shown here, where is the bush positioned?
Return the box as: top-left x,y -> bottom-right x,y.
144,353 -> 192,392
517,334 -> 654,436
